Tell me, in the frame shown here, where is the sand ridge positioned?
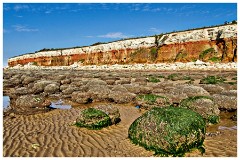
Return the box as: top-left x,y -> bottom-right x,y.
3,103 -> 237,157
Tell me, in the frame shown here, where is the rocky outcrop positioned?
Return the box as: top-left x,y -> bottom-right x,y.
8,24 -> 237,67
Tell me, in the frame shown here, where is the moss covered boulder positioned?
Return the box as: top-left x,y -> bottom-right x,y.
179,96 -> 220,124
76,108 -> 111,130
136,94 -> 171,109
128,107 -> 206,157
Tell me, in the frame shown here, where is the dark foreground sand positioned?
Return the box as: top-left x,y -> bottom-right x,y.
3,103 -> 237,157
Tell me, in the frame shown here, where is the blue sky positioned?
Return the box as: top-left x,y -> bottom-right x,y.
3,3 -> 237,66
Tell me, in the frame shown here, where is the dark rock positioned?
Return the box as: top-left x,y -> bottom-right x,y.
72,92 -> 92,104
61,79 -> 71,85
212,94 -> 237,111
93,104 -> 121,124
44,83 -> 60,94
115,78 -> 131,85
179,85 -> 210,97
109,91 -> 136,103
32,80 -> 53,94
22,77 -> 36,85
13,87 -> 29,96
201,84 -> 224,94
231,114 -> 237,121
111,85 -> 128,92
62,86 -> 81,95
88,85 -> 111,102
220,90 -> 237,97
14,94 -> 51,111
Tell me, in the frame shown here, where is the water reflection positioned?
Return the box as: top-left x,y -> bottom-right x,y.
49,99 -> 71,109
3,96 -> 10,109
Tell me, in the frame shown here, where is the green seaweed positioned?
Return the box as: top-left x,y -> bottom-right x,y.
179,96 -> 219,124
148,76 -> 161,83
137,94 -> 169,105
128,107 -> 206,157
200,76 -> 226,84
75,108 -> 112,130
167,73 -> 179,81
207,115 -> 220,124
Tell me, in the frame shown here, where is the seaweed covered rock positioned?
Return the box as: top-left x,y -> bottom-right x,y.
179,96 -> 220,124
128,107 -> 206,157
212,94 -> 237,111
76,108 -> 112,130
11,94 -> 52,115
93,104 -> 121,124
108,91 -> 136,103
15,94 -> 51,109
135,94 -> 171,109
200,76 -> 226,84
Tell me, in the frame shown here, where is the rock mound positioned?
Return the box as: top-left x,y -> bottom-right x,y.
128,107 -> 206,157
76,108 -> 111,130
179,96 -> 220,124
75,105 -> 120,130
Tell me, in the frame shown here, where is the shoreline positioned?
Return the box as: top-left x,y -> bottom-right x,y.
4,61 -> 237,71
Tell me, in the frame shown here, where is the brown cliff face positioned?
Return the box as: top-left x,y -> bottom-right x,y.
156,38 -> 237,63
8,24 -> 238,67
8,37 -> 237,67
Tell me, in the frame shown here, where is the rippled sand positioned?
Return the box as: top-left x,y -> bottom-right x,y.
3,104 -> 237,157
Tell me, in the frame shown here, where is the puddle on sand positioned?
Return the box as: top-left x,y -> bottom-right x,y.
3,96 -> 10,109
49,99 -> 71,109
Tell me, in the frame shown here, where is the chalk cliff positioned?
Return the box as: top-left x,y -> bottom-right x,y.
8,24 -> 237,67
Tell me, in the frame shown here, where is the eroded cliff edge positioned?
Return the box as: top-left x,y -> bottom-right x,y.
8,24 -> 237,67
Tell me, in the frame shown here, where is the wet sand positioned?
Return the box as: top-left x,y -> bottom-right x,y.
3,103 -> 237,157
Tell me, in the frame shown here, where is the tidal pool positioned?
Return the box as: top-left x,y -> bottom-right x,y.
3,96 -> 10,109
49,99 -> 72,109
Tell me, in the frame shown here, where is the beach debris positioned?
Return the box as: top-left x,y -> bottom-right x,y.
206,131 -> 221,137
218,126 -> 237,131
128,106 -> 206,157
31,143 -> 40,149
135,105 -> 140,109
231,114 -> 237,121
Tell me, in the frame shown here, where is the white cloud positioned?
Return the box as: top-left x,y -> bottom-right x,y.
98,32 -> 131,39
85,36 -> 94,38
12,25 -> 39,32
13,4 -> 29,11
149,27 -> 161,33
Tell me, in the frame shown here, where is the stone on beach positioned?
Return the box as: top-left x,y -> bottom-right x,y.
179,96 -> 220,124
128,107 -> 206,156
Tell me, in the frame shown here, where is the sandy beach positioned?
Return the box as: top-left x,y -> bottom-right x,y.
3,68 -> 237,157
3,103 -> 237,157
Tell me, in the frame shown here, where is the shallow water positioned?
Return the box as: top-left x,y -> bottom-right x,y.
3,96 -> 10,109
49,99 -> 72,109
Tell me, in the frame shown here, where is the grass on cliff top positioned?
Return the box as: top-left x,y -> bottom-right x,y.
12,23 -> 236,58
